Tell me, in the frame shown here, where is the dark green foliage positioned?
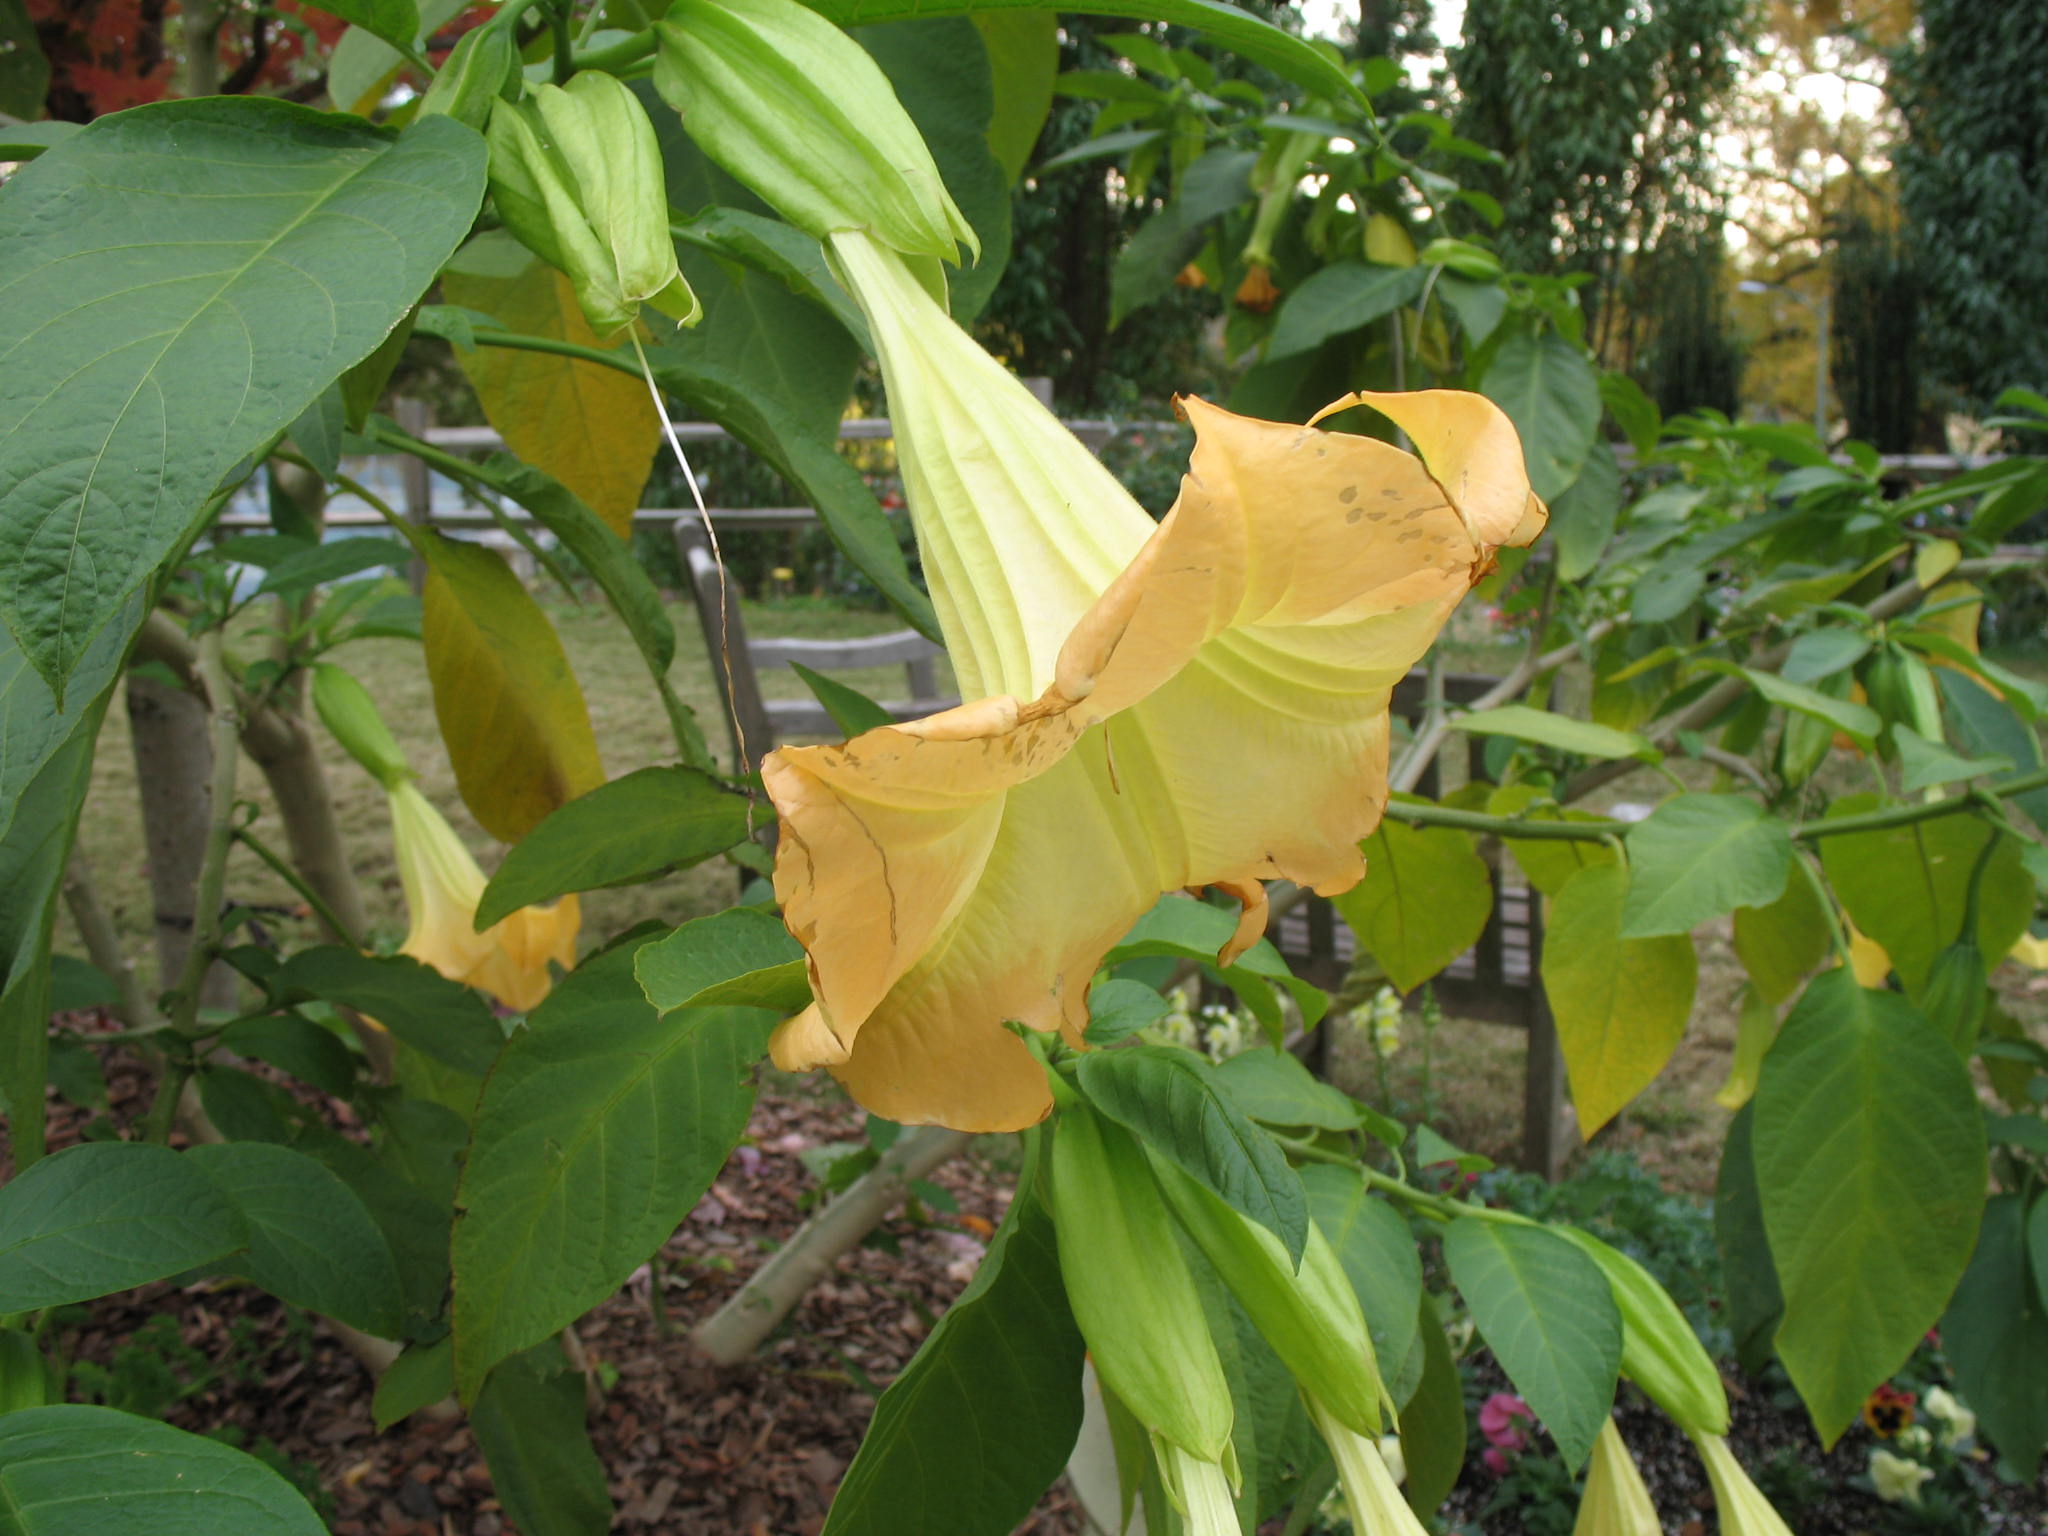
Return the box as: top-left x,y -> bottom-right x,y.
1638,234 -> 1744,420
1892,0 -> 2048,407
1830,213 -> 1924,451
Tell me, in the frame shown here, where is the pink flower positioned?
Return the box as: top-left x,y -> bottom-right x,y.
1483,1446 -> 1512,1477
1479,1392 -> 1533,1453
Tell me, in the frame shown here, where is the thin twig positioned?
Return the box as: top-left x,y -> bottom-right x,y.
61,852 -> 154,1031
236,825 -> 364,950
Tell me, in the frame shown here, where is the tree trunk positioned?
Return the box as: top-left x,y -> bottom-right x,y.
126,672 -> 237,1009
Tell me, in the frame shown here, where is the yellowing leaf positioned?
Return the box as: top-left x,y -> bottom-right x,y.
442,238 -> 659,537
1846,921 -> 1891,988
1714,983 -> 1777,1112
1913,539 -> 1961,591
1332,814 -> 1492,994
1364,213 -> 1416,268
420,533 -> 605,842
1542,862 -> 1697,1136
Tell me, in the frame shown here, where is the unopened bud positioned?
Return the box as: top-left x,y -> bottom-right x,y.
1557,1226 -> 1728,1438
417,23 -> 520,133
1574,1420 -> 1660,1536
653,0 -> 977,266
312,662 -> 412,790
486,72 -> 701,337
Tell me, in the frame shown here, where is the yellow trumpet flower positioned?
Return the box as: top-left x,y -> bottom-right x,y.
762,229 -> 1544,1131
1311,1398 -> 1429,1536
388,778 -> 578,1014
1690,1431 -> 1795,1535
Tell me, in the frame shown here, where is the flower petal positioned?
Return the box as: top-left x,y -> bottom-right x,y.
767,394 -> 1541,1130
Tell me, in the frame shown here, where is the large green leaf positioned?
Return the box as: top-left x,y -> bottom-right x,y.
470,1347 -> 613,1536
1449,704 -> 1653,762
1938,669 -> 2048,828
1103,896 -> 1327,1033
1942,1194 -> 2048,1481
973,11 -> 1058,184
451,942 -> 775,1400
1478,328 -> 1601,501
302,0 -> 420,50
1542,863 -> 1697,1136
1266,261 -> 1426,362
1818,796 -> 2031,991
0,1406 -> 329,1535
477,765 -> 752,927
1731,866 -> 1832,1006
1754,970 -> 1986,1446
272,946 -> 506,1078
1621,794 -> 1791,938
1300,1164 -> 1422,1402
1332,813 -> 1492,993
808,0 -> 1358,103
1076,1044 -> 1308,1263
0,1143 -> 247,1312
1108,148 -> 1257,325
0,100 -> 483,697
1548,439 -> 1621,581
821,1167 -> 1084,1535
1714,1104 -> 1783,1376
186,1141 -> 405,1337
1213,1046 -> 1371,1134
1400,1295 -> 1466,1516
1442,1217 -> 1620,1470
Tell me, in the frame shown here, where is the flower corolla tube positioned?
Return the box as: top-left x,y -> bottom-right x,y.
762,229 -> 1545,1130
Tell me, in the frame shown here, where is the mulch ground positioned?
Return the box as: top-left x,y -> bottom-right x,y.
26,1025 -> 1083,1536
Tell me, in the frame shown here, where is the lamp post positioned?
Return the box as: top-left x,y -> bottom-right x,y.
1737,278 -> 1831,441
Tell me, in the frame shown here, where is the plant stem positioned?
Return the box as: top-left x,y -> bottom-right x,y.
157,630 -> 243,1039
469,326 -> 644,378
572,25 -> 657,71
237,826 -> 364,950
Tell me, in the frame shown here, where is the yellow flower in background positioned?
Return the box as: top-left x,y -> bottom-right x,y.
762,228 -> 1544,1132
1574,1421 -> 1660,1536
388,779 -> 578,1014
1868,1448 -> 1935,1506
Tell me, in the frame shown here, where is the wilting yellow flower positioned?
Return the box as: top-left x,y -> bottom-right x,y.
1235,262 -> 1282,312
1690,1432 -> 1795,1535
762,229 -> 1544,1130
1575,1421 -> 1660,1536
1312,1399 -> 1429,1536
389,779 -> 578,1013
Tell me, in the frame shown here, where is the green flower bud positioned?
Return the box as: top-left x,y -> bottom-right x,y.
1151,1153 -> 1388,1438
1556,1226 -> 1729,1437
1048,1104 -> 1235,1465
486,72 -> 701,338
652,0 -> 977,267
312,662 -> 413,791
1915,938 -> 1988,1054
417,23 -> 520,133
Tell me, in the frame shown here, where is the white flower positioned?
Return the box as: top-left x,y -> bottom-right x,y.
1923,1387 -> 1976,1448
1869,1448 -> 1934,1507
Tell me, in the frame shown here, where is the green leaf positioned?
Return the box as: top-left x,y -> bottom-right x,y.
0,1406 -> 329,1535
1449,704 -> 1654,762
0,101 -> 483,697
1754,970 -> 1986,1446
1819,798 -> 2032,991
974,10 -> 1059,185
1779,628 -> 1871,684
1486,783 -> 1616,897
1943,1195 -> 2048,1481
1732,867 -> 1832,1007
186,1141 -> 405,1337
1548,439 -> 1621,581
1889,724 -> 2013,792
1265,261 -> 1426,361
302,0 -> 420,52
808,0 -> 1359,105
1715,1104 -> 1783,1376
272,946 -> 506,1078
1542,863 -> 1697,1136
1076,1045 -> 1308,1264
1936,669 -> 2048,829
1299,1164 -> 1422,1401
1399,1296 -> 1466,1516
789,662 -> 897,737
1598,370 -> 1660,456
1215,1047 -> 1369,1133
671,206 -> 871,347
1697,661 -> 1883,745
632,906 -> 810,1014
478,766 -> 751,927
0,1143 -> 247,1311
0,0 -> 49,119
1083,977 -> 1171,1046
1104,896 -> 1327,1033
1332,814 -> 1492,994
373,1336 -> 454,1431
470,1347 -> 613,1536
452,942 -> 775,1400
821,1169 -> 1084,1536
1621,794 -> 1791,938
1442,1217 -> 1621,1470
219,1014 -> 357,1098
1479,328 -> 1601,501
